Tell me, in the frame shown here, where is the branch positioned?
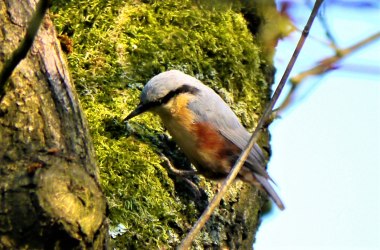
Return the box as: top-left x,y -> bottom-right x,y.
177,0 -> 325,249
293,31 -> 380,84
312,0 -> 338,49
0,0 -> 50,99
277,31 -> 380,113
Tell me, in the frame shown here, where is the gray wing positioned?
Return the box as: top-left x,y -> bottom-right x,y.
188,84 -> 285,209
188,86 -> 269,178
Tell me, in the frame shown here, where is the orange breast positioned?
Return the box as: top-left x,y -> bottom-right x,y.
160,94 -> 239,177
192,122 -> 227,158
191,122 -> 240,174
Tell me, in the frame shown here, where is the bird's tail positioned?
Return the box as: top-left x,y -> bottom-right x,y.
255,174 -> 285,210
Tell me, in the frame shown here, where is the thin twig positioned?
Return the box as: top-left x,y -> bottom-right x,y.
0,0 -> 50,99
177,0 -> 325,249
277,31 -> 380,113
292,31 -> 380,84
311,0 -> 338,49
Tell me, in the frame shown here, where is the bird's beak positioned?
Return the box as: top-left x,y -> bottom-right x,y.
124,103 -> 149,121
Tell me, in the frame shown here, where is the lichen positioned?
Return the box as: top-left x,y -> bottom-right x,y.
51,0 -> 276,248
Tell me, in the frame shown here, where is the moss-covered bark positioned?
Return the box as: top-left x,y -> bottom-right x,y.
0,0 -> 107,248
50,0 -> 283,249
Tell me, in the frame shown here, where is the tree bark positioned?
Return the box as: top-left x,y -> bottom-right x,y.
50,0 -> 283,248
0,0 -> 108,249
0,0 -> 283,249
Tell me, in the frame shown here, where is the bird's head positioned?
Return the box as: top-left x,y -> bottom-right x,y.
125,70 -> 201,120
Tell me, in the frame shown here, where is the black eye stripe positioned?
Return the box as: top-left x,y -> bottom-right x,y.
160,84 -> 199,104
147,84 -> 199,108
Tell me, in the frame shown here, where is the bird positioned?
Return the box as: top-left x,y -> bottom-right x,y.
125,70 -> 284,210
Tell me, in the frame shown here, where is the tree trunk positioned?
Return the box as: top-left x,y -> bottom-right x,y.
0,0 -> 108,249
1,0 -> 285,249
50,0 -> 284,249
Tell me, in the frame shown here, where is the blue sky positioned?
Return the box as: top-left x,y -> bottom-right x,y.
255,1 -> 380,250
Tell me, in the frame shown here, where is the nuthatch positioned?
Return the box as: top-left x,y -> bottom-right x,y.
125,70 -> 284,210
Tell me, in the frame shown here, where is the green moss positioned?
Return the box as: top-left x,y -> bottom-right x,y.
51,0 -> 274,248
52,0 -> 269,125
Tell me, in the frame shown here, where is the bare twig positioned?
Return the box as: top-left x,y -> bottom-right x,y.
0,0 -> 50,99
277,31 -> 380,113
308,0 -> 338,49
177,0 -> 325,249
293,31 -> 380,84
